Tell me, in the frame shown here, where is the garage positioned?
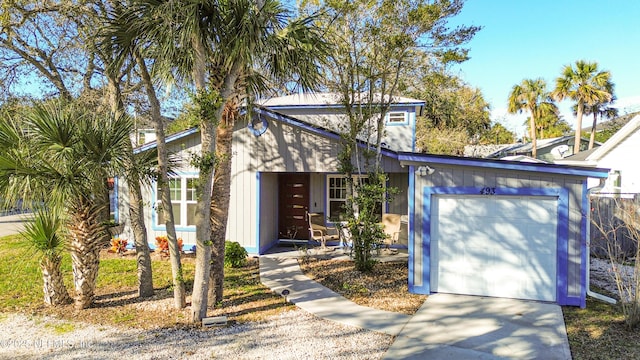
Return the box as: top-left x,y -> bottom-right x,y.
430,194 -> 557,302
399,152 -> 610,307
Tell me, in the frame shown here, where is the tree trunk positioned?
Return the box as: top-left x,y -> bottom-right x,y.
190,34 -> 213,323
67,199 -> 104,309
107,70 -> 155,299
134,50 -> 182,304
208,120 -> 233,307
529,113 -> 537,159
41,255 -> 72,306
127,170 -> 156,298
589,113 -> 598,150
574,103 -> 584,154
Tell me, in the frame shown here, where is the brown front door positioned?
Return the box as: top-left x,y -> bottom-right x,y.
278,173 -> 310,240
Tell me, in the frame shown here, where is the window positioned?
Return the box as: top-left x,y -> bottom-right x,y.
156,177 -> 197,228
386,111 -> 407,124
326,175 -> 384,222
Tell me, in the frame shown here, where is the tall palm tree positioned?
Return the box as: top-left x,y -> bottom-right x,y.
0,101 -> 133,309
584,82 -> 617,150
508,78 -> 557,158
117,0 -> 329,321
206,1 -> 329,308
552,60 -> 613,154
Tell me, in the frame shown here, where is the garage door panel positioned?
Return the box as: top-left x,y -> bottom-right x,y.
432,195 -> 557,302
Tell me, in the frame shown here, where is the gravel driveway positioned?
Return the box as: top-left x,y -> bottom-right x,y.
1,309 -> 392,360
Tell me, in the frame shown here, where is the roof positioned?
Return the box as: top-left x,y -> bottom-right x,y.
555,115 -> 640,167
398,152 -> 610,179
140,107 -> 609,180
259,92 -> 425,108
134,127 -> 199,154
582,114 -> 640,162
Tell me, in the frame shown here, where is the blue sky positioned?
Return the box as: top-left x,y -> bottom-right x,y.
449,1 -> 640,137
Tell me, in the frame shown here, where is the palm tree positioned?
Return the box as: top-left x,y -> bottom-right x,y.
21,206 -> 73,306
206,1 -> 329,308
552,60 -> 613,154
584,82 -> 617,150
117,0 -> 329,321
508,78 -> 557,158
0,101 -> 133,309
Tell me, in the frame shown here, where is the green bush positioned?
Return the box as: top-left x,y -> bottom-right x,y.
224,241 -> 248,268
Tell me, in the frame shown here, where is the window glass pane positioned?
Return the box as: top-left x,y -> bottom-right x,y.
329,200 -> 345,222
169,179 -> 181,201
186,178 -> 197,201
156,203 -> 182,226
187,203 -> 197,226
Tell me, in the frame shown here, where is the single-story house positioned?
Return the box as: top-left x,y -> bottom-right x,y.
486,135 -> 598,162
114,94 -> 609,307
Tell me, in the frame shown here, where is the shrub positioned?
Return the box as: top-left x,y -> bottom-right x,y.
110,237 -> 128,254
155,236 -> 183,255
225,241 -> 248,268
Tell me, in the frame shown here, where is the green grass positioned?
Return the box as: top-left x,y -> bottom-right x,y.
563,292 -> 640,359
0,233 -> 289,328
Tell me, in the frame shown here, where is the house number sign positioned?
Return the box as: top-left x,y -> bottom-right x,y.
479,187 -> 496,195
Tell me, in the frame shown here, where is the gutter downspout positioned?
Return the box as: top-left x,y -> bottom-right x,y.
586,180 -> 617,304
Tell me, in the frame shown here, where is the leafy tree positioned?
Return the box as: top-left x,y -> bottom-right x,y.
412,67 -> 491,140
416,122 -> 469,155
508,78 -> 557,158
314,0 -> 479,270
521,113 -> 571,140
552,60 -> 613,154
479,122 -> 515,145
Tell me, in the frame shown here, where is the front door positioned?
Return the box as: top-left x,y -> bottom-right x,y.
278,173 -> 310,240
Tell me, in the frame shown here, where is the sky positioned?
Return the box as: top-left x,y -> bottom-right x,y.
448,1 -> 640,137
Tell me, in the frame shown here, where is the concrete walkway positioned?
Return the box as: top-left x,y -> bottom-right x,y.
260,256 -> 411,335
260,250 -> 572,359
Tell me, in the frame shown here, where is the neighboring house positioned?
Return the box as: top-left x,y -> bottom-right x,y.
114,93 -> 609,307
486,135 -> 597,162
556,114 -> 640,196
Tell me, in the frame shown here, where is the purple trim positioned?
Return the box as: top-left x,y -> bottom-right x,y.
579,181 -> 589,308
557,188 -> 570,304
416,186 -> 571,304
265,102 -> 425,111
256,172 -> 262,254
398,153 -> 610,179
407,166 -> 418,292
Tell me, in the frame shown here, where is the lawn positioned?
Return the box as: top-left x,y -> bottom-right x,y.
0,234 -> 293,328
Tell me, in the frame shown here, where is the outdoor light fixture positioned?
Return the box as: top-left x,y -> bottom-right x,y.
417,165 -> 435,176
281,289 -> 290,303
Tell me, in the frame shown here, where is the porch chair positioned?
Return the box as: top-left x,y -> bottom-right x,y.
307,212 -> 340,250
380,213 -> 402,252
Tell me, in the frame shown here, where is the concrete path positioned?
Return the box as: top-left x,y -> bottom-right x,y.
260,251 -> 572,359
0,213 -> 31,237
383,293 -> 571,359
260,256 -> 411,336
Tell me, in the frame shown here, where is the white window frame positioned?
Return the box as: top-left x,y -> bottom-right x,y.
155,176 -> 197,228
326,175 -> 386,222
386,111 -> 408,125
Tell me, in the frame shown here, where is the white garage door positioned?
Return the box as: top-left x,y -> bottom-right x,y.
431,195 -> 557,302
